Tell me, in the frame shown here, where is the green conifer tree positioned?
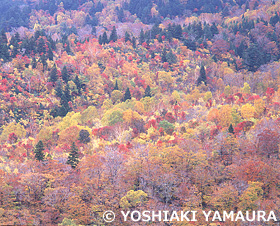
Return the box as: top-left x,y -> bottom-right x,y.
34,140 -> 45,161
62,66 -> 69,83
144,85 -> 151,97
50,65 -> 58,83
98,35 -> 102,45
124,87 -> 131,101
125,31 -> 131,42
197,66 -> 207,85
139,29 -> 145,44
132,36 -> 136,48
228,124 -> 234,134
66,142 -> 79,169
109,26 -> 118,42
114,80 -> 119,90
102,32 -> 108,44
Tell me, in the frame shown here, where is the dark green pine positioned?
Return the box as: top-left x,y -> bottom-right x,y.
66,142 -> 79,169
62,66 -> 69,83
228,124 -> 234,134
34,140 -> 45,161
124,87 -> 131,101
197,66 -> 207,85
109,26 -> 118,42
114,80 -> 119,90
50,65 -> 58,83
144,85 -> 151,97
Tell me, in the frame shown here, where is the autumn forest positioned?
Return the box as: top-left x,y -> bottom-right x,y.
1,0 -> 280,225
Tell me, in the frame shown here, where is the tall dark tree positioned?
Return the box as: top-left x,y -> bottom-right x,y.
210,23 -> 219,36
109,26 -> 118,42
66,142 -> 79,169
74,75 -> 82,95
55,80 -> 63,98
98,35 -> 102,45
132,36 -> 136,48
166,50 -> 177,64
174,24 -> 182,40
197,65 -> 207,85
31,57 -> 37,69
50,65 -> 58,82
102,32 -> 108,44
139,29 -> 145,44
144,85 -> 151,97
244,44 -> 264,71
161,48 -> 167,62
228,124 -> 234,134
62,66 -> 69,83
34,140 -> 45,161
47,45 -> 53,60
37,37 -> 46,54
125,31 -> 131,42
114,80 -> 119,90
0,29 -> 7,44
124,87 -> 131,101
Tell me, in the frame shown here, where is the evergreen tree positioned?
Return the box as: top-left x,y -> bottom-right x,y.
117,8 -> 125,22
161,48 -> 167,62
139,29 -> 145,44
144,85 -> 151,97
102,32 -> 108,44
228,124 -> 234,134
50,65 -> 58,82
114,80 -> 119,90
109,26 -> 118,42
34,140 -> 45,161
203,24 -> 213,39
98,35 -> 102,45
197,65 -> 207,85
210,23 -> 219,35
59,84 -> 72,116
37,37 -> 46,54
0,29 -> 7,44
40,54 -> 47,70
62,66 -> 69,83
55,80 -> 63,98
194,22 -> 203,39
166,50 -> 177,64
66,142 -> 79,169
270,13 -> 279,26
125,31 -> 131,42
132,36 -> 136,48
47,46 -> 53,60
31,57 -> 37,69
124,87 -> 131,101
174,24 -> 182,40
184,39 -> 197,51
74,75 -> 82,95
244,44 -> 264,71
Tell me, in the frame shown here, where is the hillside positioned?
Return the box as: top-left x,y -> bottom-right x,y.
1,0 -> 280,225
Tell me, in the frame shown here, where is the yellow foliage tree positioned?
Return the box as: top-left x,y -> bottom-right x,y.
238,182 -> 263,211
120,190 -> 148,209
254,99 -> 265,117
207,108 -> 220,125
241,103 -> 256,120
123,109 -> 141,125
0,122 -> 26,141
81,106 -> 98,124
111,90 -> 123,104
219,105 -> 233,127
